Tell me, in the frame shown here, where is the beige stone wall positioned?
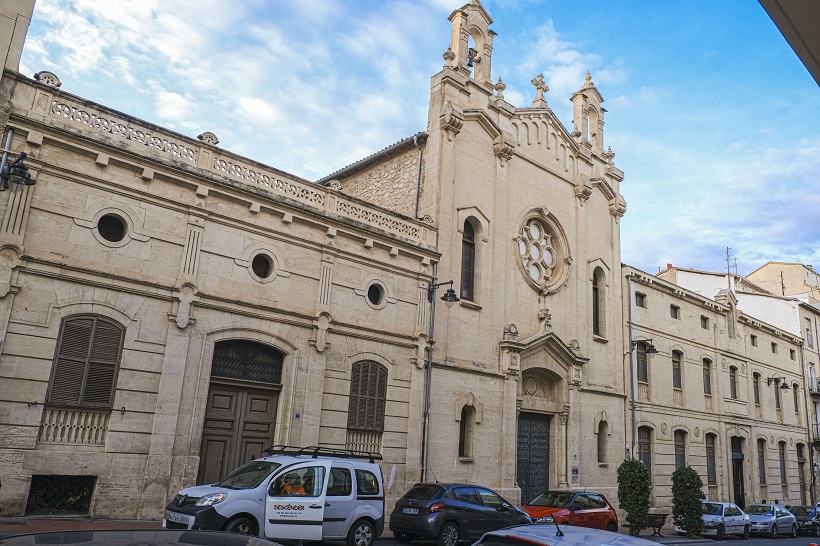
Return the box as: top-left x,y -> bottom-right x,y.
332,146 -> 421,219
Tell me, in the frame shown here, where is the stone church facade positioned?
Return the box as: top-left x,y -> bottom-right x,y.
0,1 -> 629,519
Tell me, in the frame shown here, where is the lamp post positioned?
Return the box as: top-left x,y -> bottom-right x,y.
420,266 -> 459,482
0,152 -> 33,191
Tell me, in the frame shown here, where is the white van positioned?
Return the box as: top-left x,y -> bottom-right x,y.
163,446 -> 385,546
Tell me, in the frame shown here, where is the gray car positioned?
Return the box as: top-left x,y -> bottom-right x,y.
472,522 -> 657,546
673,501 -> 749,539
746,503 -> 797,538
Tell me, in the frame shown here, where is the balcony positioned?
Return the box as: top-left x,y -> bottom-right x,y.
813,423 -> 820,446
810,378 -> 820,396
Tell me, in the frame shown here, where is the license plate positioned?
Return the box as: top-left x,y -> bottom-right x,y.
167,513 -> 183,523
402,508 -> 419,515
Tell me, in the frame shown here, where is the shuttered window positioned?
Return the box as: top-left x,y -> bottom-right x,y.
347,361 -> 387,433
47,316 -> 124,408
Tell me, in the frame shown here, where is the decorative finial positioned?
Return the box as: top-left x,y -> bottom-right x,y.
530,74 -> 549,108
494,77 -> 506,100
583,71 -> 594,88
443,48 -> 455,63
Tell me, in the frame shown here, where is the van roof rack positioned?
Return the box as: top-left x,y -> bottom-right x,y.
263,445 -> 383,463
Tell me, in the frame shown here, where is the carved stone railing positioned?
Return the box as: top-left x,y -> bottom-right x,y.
24,84 -> 435,247
638,382 -> 649,402
37,406 -> 109,445
673,389 -> 683,407
345,430 -> 382,455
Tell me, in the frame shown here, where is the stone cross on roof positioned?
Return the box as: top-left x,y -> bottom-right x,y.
531,74 -> 549,108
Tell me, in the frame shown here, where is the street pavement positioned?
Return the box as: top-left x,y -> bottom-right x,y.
0,517 -> 708,544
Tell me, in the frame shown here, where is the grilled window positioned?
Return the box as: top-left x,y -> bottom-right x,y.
46,315 -> 124,408
347,361 -> 387,433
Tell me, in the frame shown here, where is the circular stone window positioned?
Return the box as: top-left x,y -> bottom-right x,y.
251,253 -> 273,279
367,283 -> 384,306
97,214 -> 126,242
515,210 -> 571,295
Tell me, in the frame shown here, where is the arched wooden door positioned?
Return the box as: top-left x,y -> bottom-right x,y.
197,340 -> 283,484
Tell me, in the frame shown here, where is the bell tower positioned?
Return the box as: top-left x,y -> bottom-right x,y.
444,0 -> 496,89
1,1 -> 35,75
571,72 -> 606,154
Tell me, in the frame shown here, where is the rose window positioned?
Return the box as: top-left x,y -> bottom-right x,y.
517,219 -> 555,284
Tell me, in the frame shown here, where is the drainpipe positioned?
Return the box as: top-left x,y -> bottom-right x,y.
800,342 -> 815,504
412,134 -> 423,219
420,262 -> 437,482
627,274 -> 636,459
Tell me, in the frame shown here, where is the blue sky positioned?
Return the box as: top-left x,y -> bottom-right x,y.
19,0 -> 820,277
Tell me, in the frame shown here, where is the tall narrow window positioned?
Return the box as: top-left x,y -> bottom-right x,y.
597,420 -> 608,463
706,434 -> 717,485
672,351 -> 682,390
797,443 -> 807,505
775,379 -> 782,410
637,342 -> 648,383
347,361 -> 387,433
458,405 -> 476,458
460,220 -> 475,301
674,430 -> 686,469
758,438 -> 767,485
807,318 -> 814,349
729,366 -> 738,399
794,384 -> 800,413
635,292 -> 646,308
670,305 -> 680,319
637,426 -> 652,481
700,316 -> 709,329
592,268 -> 606,337
753,373 -> 761,405
779,441 -> 787,484
771,342 -> 778,354
703,359 -> 712,395
47,315 -> 125,408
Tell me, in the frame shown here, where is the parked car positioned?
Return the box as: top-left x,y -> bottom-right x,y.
746,503 -> 797,538
163,445 -> 384,546
789,505 -> 820,536
0,530 -> 281,545
673,501 -> 750,539
388,483 -> 531,546
520,491 -> 618,531
472,522 -> 656,546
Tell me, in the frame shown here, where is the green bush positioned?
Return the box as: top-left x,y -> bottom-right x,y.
617,458 -> 650,536
671,466 -> 704,538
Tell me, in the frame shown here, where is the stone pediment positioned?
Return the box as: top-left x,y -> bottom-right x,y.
500,328 -> 588,369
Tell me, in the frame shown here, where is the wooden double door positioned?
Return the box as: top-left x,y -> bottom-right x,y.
197,382 -> 279,484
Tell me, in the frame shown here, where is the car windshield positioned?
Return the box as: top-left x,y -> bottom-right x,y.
701,503 -> 723,515
746,505 -> 774,515
791,507 -> 813,516
402,485 -> 443,500
217,461 -> 280,489
527,491 -> 574,508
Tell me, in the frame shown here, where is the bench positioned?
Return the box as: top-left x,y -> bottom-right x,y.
646,513 -> 669,536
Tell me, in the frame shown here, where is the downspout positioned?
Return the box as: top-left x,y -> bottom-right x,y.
412,134 -> 423,219
800,342 -> 815,504
627,274 -> 636,459
420,262 -> 437,482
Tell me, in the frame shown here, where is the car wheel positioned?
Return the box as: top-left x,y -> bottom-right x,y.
223,516 -> 256,535
606,522 -> 617,533
815,524 -> 820,538
716,524 -> 725,540
791,524 -> 797,538
770,523 -> 778,539
347,519 -> 375,546
741,525 -> 750,540
396,532 -> 414,544
437,521 -> 460,546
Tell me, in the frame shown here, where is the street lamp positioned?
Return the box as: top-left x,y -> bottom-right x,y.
420,274 -> 459,482
632,339 -> 658,354
767,376 -> 790,390
0,152 -> 33,191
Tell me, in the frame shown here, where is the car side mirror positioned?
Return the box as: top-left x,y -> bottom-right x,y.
499,503 -> 510,511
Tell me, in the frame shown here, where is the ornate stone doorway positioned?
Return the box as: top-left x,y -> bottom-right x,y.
197,340 -> 283,484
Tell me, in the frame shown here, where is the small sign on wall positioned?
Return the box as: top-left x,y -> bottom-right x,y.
571,467 -> 579,484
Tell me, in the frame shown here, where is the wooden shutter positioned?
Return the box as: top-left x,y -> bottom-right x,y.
47,316 -> 123,408
347,361 -> 387,432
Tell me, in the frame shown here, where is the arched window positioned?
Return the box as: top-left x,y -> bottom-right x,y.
757,438 -> 767,485
705,433 -> 717,485
672,351 -> 682,390
460,220 -> 475,301
729,366 -> 738,399
637,426 -> 652,482
592,268 -> 606,337
597,420 -> 608,463
47,315 -> 125,408
458,405 -> 476,458
211,339 -> 284,384
347,361 -> 387,433
674,429 -> 687,469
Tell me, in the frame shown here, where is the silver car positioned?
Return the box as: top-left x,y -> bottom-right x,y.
472,522 -> 657,546
674,501 -> 750,539
746,503 -> 797,538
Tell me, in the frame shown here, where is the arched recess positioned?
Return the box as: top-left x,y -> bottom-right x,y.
195,328 -> 297,484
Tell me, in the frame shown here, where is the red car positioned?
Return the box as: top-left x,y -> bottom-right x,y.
521,491 -> 618,532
